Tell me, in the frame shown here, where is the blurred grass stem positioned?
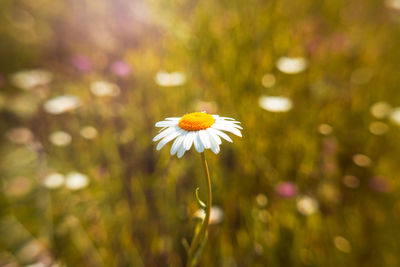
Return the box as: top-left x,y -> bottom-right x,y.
186,152 -> 212,267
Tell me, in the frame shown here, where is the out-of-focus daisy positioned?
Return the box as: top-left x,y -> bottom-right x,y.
390,107 -> 400,125
153,112 -> 242,158
90,81 -> 120,97
49,131 -> 72,146
370,101 -> 391,119
296,195 -> 319,215
352,154 -> 371,167
155,71 -> 186,87
333,236 -> 352,253
261,73 -> 276,88
369,121 -> 389,135
43,173 -> 64,189
10,69 -> 52,90
65,172 -> 89,190
318,124 -> 333,135
342,175 -> 360,189
276,57 -> 308,74
386,0 -> 400,10
110,60 -> 132,77
255,194 -> 268,207
194,206 -> 224,225
43,95 -> 81,114
80,126 -> 98,139
258,96 -> 293,112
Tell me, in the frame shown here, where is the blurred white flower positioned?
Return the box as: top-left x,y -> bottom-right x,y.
155,71 -> 186,87
80,126 -> 98,139
6,127 -> 34,144
276,57 -> 308,74
49,131 -> 71,146
333,236 -> 352,253
370,101 -> 391,119
90,81 -> 120,97
43,173 -> 64,189
342,175 -> 360,189
369,121 -> 389,135
318,124 -> 333,135
261,73 -> 276,88
352,154 -> 371,167
194,206 -> 224,225
255,193 -> 268,207
258,96 -> 293,112
390,107 -> 400,125
296,196 -> 319,215
65,172 -> 89,190
385,0 -> 400,10
44,95 -> 81,115
10,69 -> 52,90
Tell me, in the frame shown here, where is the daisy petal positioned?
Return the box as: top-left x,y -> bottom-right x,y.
153,126 -> 177,142
207,131 -> 220,154
194,132 -> 204,153
199,130 -> 211,149
212,123 -> 242,137
206,128 -> 221,145
170,133 -> 185,155
217,121 -> 243,130
155,120 -> 179,128
177,143 -> 186,158
156,130 -> 181,150
218,116 -> 235,120
165,117 -> 181,121
184,131 -> 196,150
208,128 -> 232,143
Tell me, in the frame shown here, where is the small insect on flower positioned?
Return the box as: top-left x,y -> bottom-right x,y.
153,112 -> 242,158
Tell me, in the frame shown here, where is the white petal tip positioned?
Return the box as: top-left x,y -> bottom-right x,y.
212,149 -> 220,154
195,146 -> 204,153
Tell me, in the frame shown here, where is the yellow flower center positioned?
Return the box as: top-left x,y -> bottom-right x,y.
178,112 -> 215,131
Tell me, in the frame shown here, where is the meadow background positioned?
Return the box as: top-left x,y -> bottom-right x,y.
1,0 -> 400,266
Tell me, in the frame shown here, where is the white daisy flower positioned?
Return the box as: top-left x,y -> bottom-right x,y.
155,71 -> 186,87
258,96 -> 293,112
276,57 -> 308,74
153,112 -> 242,158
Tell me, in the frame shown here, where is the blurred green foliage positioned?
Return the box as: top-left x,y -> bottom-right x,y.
1,0 -> 400,266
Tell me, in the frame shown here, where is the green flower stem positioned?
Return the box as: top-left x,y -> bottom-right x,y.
186,152 -> 212,267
